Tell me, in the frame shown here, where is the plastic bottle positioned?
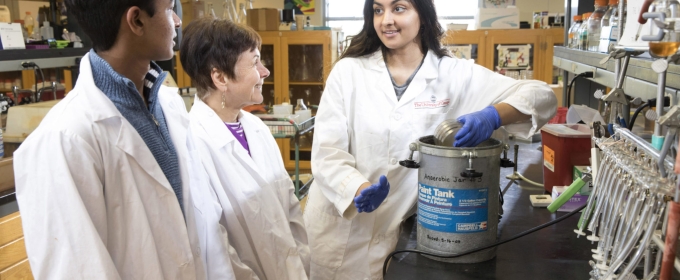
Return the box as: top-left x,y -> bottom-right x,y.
587,0 -> 609,51
577,13 -> 592,50
40,20 -> 53,40
24,12 -> 34,37
568,15 -> 583,48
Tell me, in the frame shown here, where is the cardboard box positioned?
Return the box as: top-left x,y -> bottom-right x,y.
475,7 -> 520,29
247,8 -> 280,31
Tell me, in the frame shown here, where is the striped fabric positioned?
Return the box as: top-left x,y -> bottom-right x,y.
225,122 -> 251,156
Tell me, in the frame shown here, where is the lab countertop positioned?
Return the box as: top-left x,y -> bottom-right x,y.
385,142 -> 595,280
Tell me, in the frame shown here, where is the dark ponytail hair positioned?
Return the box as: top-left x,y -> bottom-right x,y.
338,0 -> 448,61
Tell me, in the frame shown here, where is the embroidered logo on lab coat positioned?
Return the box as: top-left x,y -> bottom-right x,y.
414,98 -> 450,109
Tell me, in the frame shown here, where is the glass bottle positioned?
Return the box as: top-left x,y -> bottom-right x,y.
648,0 -> 680,57
568,15 -> 583,48
238,3 -> 247,25
587,0 -> 609,51
192,0 -> 205,20
577,13 -> 592,50
24,12 -> 34,38
207,2 -> 216,18
602,0 -> 620,52
295,98 -> 308,111
304,89 -> 311,106
247,0 -> 254,10
222,0 -> 231,20
601,0 -> 617,27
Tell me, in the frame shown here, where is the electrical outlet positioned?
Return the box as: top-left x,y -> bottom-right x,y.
665,91 -> 676,107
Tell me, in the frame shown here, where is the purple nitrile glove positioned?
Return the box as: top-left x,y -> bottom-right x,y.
353,175 -> 390,213
454,105 -> 501,147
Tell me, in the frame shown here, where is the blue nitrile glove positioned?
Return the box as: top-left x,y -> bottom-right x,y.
354,175 -> 390,213
454,105 -> 502,147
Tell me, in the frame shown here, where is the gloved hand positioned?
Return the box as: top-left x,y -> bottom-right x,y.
354,175 -> 390,213
454,105 -> 502,147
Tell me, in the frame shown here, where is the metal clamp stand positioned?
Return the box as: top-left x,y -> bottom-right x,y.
505,144 -> 543,187
598,50 -> 641,128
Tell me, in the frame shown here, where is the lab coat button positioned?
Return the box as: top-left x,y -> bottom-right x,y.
393,113 -> 401,120
373,238 -> 379,244
390,158 -> 397,165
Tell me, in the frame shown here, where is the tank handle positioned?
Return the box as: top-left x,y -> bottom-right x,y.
460,150 -> 483,178
399,142 -> 420,169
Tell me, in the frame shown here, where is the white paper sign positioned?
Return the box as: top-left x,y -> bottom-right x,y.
618,0 -> 654,49
0,23 -> 26,50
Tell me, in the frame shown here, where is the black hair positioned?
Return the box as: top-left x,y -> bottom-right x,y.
179,17 -> 261,98
65,0 -> 157,52
339,0 -> 448,60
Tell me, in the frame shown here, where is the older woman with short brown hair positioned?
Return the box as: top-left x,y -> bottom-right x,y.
180,17 -> 309,280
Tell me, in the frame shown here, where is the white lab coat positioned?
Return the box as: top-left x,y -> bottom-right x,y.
306,50 -> 557,280
187,97 -> 310,280
14,53 -> 205,279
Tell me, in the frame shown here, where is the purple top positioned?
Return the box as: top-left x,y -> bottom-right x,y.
225,122 -> 251,156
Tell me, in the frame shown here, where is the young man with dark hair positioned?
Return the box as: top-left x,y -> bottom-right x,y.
13,0 -> 205,278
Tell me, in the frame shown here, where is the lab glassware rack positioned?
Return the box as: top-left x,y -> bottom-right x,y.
258,116 -> 315,199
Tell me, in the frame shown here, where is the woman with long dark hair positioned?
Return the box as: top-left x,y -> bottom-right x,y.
305,0 -> 557,279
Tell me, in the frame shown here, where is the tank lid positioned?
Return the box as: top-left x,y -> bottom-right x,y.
540,124 -> 591,138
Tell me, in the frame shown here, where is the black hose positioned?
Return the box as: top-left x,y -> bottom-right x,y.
566,74 -> 584,108
382,203 -> 587,277
628,103 -> 649,130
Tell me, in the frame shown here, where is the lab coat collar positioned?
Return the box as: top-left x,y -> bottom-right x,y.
366,49 -> 439,79
368,50 -> 439,107
74,53 -> 177,194
190,96 -> 236,150
189,97 -> 268,184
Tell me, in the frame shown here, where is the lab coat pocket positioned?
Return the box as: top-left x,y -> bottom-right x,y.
303,203 -> 351,270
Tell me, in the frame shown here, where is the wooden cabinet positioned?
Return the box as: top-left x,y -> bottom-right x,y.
441,28 -> 564,84
174,30 -> 341,171
258,30 -> 340,170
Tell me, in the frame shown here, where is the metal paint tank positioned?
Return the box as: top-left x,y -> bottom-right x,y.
405,123 -> 503,263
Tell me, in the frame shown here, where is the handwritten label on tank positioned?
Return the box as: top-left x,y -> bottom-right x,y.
417,183 -> 488,233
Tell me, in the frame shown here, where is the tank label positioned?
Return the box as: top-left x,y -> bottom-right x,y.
417,183 -> 488,233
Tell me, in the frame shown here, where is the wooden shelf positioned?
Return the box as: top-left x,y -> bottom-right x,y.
263,81 -> 274,85
289,81 -> 324,86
